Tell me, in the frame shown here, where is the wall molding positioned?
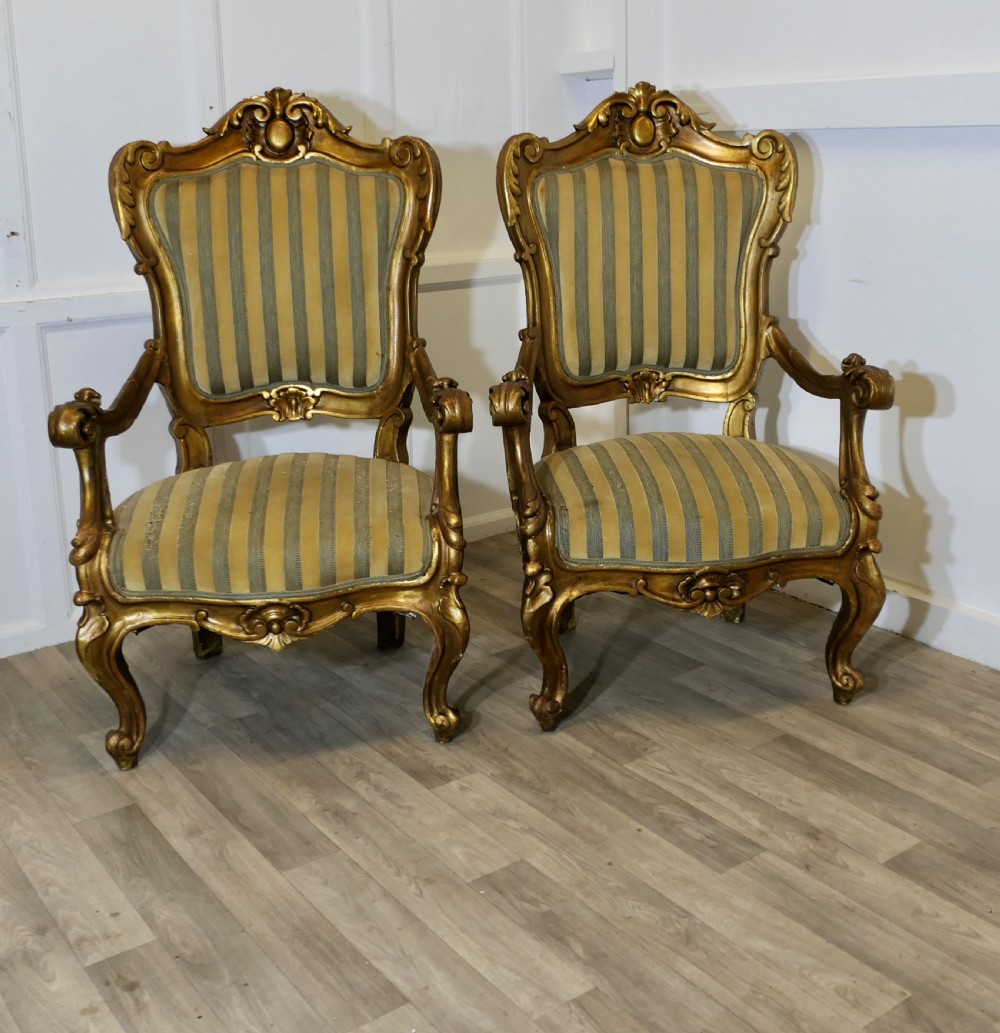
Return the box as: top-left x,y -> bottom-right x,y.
692,71 -> 1000,132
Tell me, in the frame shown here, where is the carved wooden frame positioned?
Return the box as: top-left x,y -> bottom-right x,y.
490,83 -> 894,731
49,89 -> 472,769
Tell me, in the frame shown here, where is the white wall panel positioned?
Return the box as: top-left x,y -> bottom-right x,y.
9,0 -> 195,292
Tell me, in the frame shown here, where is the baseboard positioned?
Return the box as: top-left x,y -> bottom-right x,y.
782,577 -> 1000,673
463,508 -> 514,542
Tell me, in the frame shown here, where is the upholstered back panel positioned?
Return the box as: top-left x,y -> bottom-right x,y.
150,157 -> 403,397
532,152 -> 764,380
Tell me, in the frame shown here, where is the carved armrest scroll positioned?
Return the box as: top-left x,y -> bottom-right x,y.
765,323 -> 893,521
408,338 -> 473,435
766,323 -> 894,411
47,341 -> 163,566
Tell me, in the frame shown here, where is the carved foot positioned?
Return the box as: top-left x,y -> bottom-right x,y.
722,604 -> 746,625
192,627 -> 224,660
421,576 -> 469,743
377,612 -> 406,650
826,547 -> 885,707
105,729 -> 141,771
832,668 -> 864,705
529,692 -> 564,732
430,705 -> 460,743
79,625 -> 147,770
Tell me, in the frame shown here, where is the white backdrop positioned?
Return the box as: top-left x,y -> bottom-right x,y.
2,0 -> 998,671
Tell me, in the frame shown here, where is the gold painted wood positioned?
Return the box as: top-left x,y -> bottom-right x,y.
48,89 -> 472,768
490,83 -> 894,731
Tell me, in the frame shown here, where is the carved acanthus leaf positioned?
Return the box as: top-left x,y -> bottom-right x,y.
749,130 -> 797,222
262,384 -> 321,422
501,133 -> 545,225
112,141 -> 164,242
623,368 -> 674,404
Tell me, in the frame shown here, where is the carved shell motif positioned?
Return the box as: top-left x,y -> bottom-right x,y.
262,384 -> 321,422
238,604 -> 312,651
206,87 -> 351,159
577,81 -> 707,154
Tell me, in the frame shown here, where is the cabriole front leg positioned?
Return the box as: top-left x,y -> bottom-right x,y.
522,571 -> 572,732
827,545 -> 885,704
77,620 -> 147,770
420,574 -> 468,742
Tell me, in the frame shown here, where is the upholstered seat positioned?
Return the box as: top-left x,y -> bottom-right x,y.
49,89 -> 472,769
536,433 -> 850,569
109,454 -> 433,599
490,83 -> 894,732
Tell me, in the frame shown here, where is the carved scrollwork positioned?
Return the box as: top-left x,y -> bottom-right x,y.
74,591 -> 110,646
207,87 -> 350,159
723,392 -> 758,438
749,130 -> 797,222
111,141 -> 165,243
522,561 -> 554,621
577,82 -> 705,154
388,137 -> 433,224
262,384 -> 321,422
193,603 -> 316,651
501,133 -> 545,225
437,571 -> 469,626
632,570 -> 746,618
623,368 -> 674,404
490,370 -> 532,426
841,353 -> 895,411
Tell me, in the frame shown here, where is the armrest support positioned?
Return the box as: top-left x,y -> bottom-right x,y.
766,322 -> 894,522
489,366 -> 548,543
406,338 -> 472,553
47,340 -> 162,565
407,337 -> 473,435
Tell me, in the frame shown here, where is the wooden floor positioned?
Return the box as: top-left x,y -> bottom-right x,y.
2,532 -> 1000,1033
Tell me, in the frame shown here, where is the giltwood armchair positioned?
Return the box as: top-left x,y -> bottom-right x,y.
490,83 -> 894,731
49,89 -> 472,769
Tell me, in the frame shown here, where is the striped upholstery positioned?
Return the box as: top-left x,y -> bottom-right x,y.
150,157 -> 403,397
532,152 -> 764,379
536,433 -> 850,567
109,453 -> 433,599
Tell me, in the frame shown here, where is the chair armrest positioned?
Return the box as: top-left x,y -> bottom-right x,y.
407,338 -> 473,435
406,338 -> 471,553
47,340 -> 162,565
766,322 -> 894,411
766,322 -> 894,521
489,367 -> 549,542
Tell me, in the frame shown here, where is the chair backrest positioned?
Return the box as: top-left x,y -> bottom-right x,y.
499,83 -> 796,412
112,88 -> 438,429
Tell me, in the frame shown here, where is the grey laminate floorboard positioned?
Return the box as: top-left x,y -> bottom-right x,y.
3,531 -> 1000,1032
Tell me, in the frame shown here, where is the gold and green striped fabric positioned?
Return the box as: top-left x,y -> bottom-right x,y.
150,157 -> 403,397
532,152 -> 764,379
536,433 -> 850,567
109,453 -> 433,599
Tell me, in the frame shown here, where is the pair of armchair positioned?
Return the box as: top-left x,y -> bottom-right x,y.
50,85 -> 892,769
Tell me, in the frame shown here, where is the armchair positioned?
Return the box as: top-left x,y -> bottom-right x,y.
490,83 -> 893,731
49,89 -> 472,769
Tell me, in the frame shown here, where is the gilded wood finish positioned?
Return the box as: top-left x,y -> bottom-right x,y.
48,89 -> 472,769
490,83 -> 894,732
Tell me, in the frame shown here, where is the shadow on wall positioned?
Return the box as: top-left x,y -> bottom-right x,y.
761,131 -> 950,642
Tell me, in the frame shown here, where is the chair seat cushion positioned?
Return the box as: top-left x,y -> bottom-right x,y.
109,453 -> 433,600
535,432 -> 851,568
